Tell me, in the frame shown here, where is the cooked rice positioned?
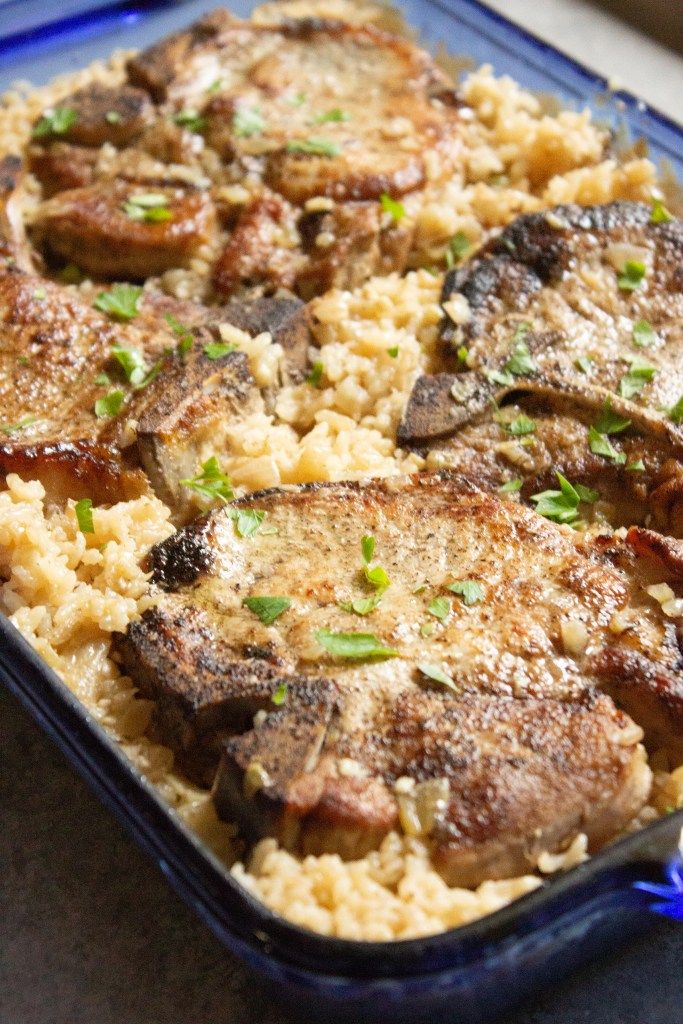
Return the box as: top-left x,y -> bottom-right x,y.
0,1 -> 681,941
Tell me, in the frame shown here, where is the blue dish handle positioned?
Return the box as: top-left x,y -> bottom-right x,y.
633,855 -> 683,921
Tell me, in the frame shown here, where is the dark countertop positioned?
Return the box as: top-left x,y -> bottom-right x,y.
1,686 -> 682,1024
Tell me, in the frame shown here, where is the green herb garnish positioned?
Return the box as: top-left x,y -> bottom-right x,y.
574,355 -> 593,373
164,313 -> 194,356
286,138 -> 341,157
306,361 -> 324,387
338,594 -> 383,617
447,580 -> 483,606
618,360 -> 656,399
416,662 -> 457,691
313,108 -> 349,124
173,109 -> 207,132
1,415 -> 37,436
531,472 -> 587,525
203,341 -> 237,360
122,192 -> 172,223
207,78 -> 224,94
242,596 -> 292,625
94,372 -> 110,386
505,413 -> 536,436
626,459 -> 645,472
488,326 -> 535,386
445,231 -> 471,268
230,508 -> 268,538
361,535 -> 375,563
314,629 -> 399,660
74,498 -> 94,534
427,596 -> 451,620
668,395 -> 683,424
498,478 -> 523,493
594,399 -> 631,435
32,107 -> 76,137
387,346 -> 399,358
111,346 -> 148,387
617,260 -> 646,291
588,426 -> 626,464
105,110 -> 122,124
379,193 -> 405,223
233,106 -> 264,138
94,390 -> 125,418
180,456 -> 234,503
93,283 -> 142,321
271,681 -> 288,705
650,197 -> 673,224
632,319 -> 657,348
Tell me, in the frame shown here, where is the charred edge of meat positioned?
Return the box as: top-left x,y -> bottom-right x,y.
145,511 -> 216,588
441,201 -> 683,337
626,527 -> 683,577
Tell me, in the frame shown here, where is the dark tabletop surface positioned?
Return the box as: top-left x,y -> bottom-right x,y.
1,686 -> 682,1024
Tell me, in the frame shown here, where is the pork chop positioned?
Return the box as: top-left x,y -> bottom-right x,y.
399,202 -> 683,530
128,13 -> 461,203
31,181 -> 217,280
112,471 -> 683,884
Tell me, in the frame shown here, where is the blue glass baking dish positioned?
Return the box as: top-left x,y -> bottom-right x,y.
1,2 -> 682,1021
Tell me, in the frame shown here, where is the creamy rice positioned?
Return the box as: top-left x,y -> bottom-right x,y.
1,2 -> 681,940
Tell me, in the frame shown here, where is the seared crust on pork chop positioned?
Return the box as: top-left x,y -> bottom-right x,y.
112,471 -> 683,883
399,202 -> 683,530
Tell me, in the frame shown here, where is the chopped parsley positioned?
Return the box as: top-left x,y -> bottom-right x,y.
233,106 -> 264,138
306,361 -> 324,387
504,413 -> 536,436
164,314 -> 194,356
668,395 -> 683,424
416,662 -> 457,692
457,346 -> 468,363
74,498 -> 94,534
420,621 -> 435,638
531,472 -> 591,525
617,260 -> 646,291
271,682 -> 288,705
313,108 -> 349,124
180,456 -> 234,503
588,426 -> 626,465
288,92 -> 307,107
94,390 -> 124,419
229,508 -> 268,538
105,110 -> 122,124
498,477 -> 523,493
445,231 -> 471,268
427,596 -> 451,620
172,109 -> 207,132
626,459 -> 645,472
32,107 -> 76,137
1,415 -> 37,436
632,319 -> 657,348
93,283 -> 142,321
339,594 -> 383,617
361,535 -> 375,563
242,596 -> 292,625
203,341 -> 237,360
314,629 -> 399,660
122,192 -> 172,223
574,355 -> 593,374
111,346 -> 148,387
33,287 -> 46,301
618,360 -> 656,399
387,346 -> 399,358
379,193 -> 405,223
94,372 -> 110,386
650,197 -> 673,224
286,138 -> 341,157
594,399 -> 631,435
488,325 -> 535,386
447,580 -> 483,606
59,263 -> 84,284
207,78 -> 224,94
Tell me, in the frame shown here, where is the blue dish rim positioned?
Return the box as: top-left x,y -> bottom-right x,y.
0,0 -> 681,986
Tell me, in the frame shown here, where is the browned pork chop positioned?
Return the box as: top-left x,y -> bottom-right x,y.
113,472 -> 683,884
31,181 -> 217,280
399,202 -> 683,531
128,13 -> 461,203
